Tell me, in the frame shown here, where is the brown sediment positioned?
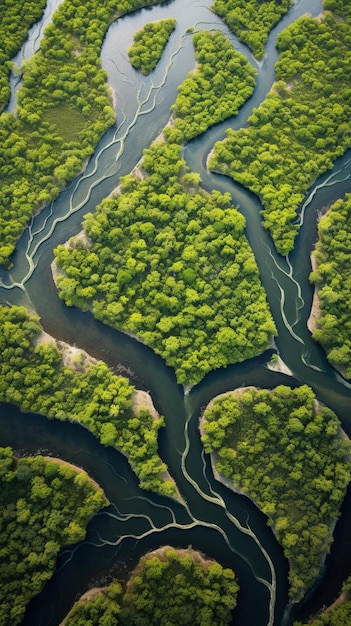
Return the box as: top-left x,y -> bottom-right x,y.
307,252 -> 321,334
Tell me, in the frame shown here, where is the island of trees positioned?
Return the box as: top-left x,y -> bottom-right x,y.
309,193 -> 351,381
209,0 -> 351,254
0,446 -> 108,625
0,304 -> 177,498
128,18 -> 177,75
63,547 -> 239,625
54,29 -> 275,387
212,0 -> 292,59
201,385 -> 351,600
170,30 -> 257,140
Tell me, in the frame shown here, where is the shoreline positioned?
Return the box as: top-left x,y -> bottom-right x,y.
307,252 -> 321,334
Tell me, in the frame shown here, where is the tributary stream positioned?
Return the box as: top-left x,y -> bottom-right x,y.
0,1 -> 351,624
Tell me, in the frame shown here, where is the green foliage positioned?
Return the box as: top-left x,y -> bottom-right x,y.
63,548 -> 239,625
309,194 -> 351,380
0,304 -> 177,497
120,548 -> 239,625
201,385 -> 351,600
212,0 -> 292,59
209,7 -> 351,254
63,583 -> 123,625
0,447 -> 107,626
170,30 -> 257,141
0,0 -> 170,267
0,0 -> 47,112
128,19 -> 176,75
54,137 -> 276,386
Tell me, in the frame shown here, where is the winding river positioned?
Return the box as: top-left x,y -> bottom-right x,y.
1,1 -> 351,624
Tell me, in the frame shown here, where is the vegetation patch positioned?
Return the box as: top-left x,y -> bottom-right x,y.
0,305 -> 177,497
0,447 -> 108,625
0,0 -> 170,267
170,30 -> 257,140
209,5 -> 351,254
54,138 -> 275,386
63,547 -> 239,625
212,0 -> 292,59
310,194 -> 351,380
54,30 -> 274,386
201,385 -> 351,600
0,0 -> 47,112
128,18 -> 176,75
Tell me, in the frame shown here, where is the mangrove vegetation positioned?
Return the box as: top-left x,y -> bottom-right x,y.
128,18 -> 177,75
201,385 -> 351,599
209,1 -> 351,254
212,0 -> 292,59
0,305 -> 177,497
0,446 -> 108,625
310,193 -> 351,381
63,547 -> 239,625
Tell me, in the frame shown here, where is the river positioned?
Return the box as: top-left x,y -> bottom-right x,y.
0,0 -> 350,624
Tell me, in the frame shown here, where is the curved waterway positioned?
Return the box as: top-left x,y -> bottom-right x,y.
0,1 -> 351,624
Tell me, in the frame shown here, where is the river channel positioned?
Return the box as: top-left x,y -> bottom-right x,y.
0,1 -> 351,624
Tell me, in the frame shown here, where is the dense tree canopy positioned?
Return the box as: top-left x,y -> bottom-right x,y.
209,4 -> 351,254
310,194 -> 351,380
170,30 -> 257,140
0,0 -> 47,112
0,447 -> 108,625
0,305 -> 176,497
63,547 -> 239,625
212,0 -> 292,59
54,138 -> 275,386
201,385 -> 351,599
128,18 -> 176,75
0,0 -> 170,267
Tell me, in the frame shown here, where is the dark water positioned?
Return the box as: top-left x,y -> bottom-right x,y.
1,0 -> 351,624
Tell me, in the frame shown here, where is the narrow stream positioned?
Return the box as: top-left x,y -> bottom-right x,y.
1,1 -> 350,624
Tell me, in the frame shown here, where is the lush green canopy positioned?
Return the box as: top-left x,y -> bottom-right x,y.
202,385 -> 351,599
63,548 -> 239,625
128,18 -> 176,75
209,5 -> 351,254
0,304 -> 176,497
212,0 -> 292,59
0,0 -> 170,267
55,138 -> 275,386
310,194 -> 351,380
0,0 -> 47,112
170,29 -> 256,140
0,447 -> 107,625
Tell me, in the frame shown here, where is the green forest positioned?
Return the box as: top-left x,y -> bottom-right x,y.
212,0 -> 292,59
209,1 -> 351,254
170,30 -> 257,140
0,0 -> 170,267
54,28 -> 275,386
63,547 -> 239,625
0,447 -> 108,625
0,305 -> 176,497
0,0 -> 47,112
54,138 -> 275,386
310,194 -> 351,380
201,385 -> 351,599
128,18 -> 176,75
